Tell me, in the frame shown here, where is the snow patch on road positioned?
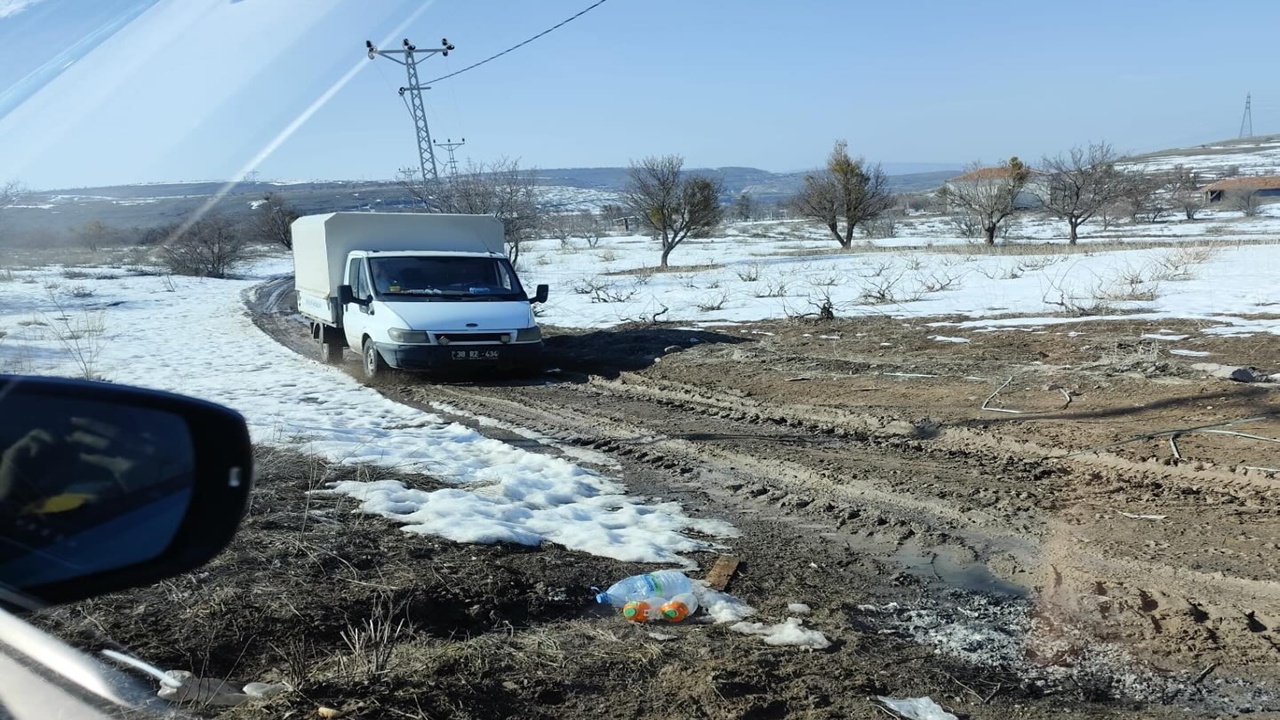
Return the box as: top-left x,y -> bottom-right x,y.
322,477 -> 734,566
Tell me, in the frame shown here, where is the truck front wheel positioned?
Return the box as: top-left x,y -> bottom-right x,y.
362,338 -> 387,380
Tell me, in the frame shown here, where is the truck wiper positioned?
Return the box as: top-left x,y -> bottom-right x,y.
384,290 -> 522,300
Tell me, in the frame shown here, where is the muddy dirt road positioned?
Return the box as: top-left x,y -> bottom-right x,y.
233,278 -> 1280,716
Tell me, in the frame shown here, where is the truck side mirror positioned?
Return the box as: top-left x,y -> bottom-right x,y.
533,284 -> 549,304
337,284 -> 355,305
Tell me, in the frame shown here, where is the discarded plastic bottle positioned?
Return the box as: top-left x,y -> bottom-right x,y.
660,592 -> 698,623
594,570 -> 693,608
621,597 -> 664,623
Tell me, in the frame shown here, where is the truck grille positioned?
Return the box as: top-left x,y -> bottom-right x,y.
436,333 -> 508,344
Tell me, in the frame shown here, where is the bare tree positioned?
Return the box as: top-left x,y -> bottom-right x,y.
1233,191 -> 1260,217
1166,165 -> 1203,220
733,193 -> 754,222
397,167 -> 440,209
543,210 -> 602,248
948,213 -> 984,239
623,155 -> 724,268
1040,142 -> 1125,244
0,180 -> 22,208
599,203 -> 626,223
1118,171 -> 1168,223
400,158 -> 542,266
939,157 -> 1031,245
160,215 -> 250,278
573,210 -> 604,248
249,192 -> 300,250
900,192 -> 942,214
791,141 -> 895,248
0,180 -> 25,242
1097,201 -> 1124,231
77,220 -> 117,252
133,224 -> 176,246
543,212 -> 575,246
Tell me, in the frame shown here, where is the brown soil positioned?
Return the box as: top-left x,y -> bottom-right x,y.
37,284 -> 1280,719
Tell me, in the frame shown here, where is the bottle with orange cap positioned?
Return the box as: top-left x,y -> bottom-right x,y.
659,592 -> 699,623
621,597 -> 665,623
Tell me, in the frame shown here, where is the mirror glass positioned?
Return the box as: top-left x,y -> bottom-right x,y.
0,396 -> 195,591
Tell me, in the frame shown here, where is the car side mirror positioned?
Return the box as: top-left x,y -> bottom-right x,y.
533,284 -> 549,304
0,375 -> 252,612
337,284 -> 355,305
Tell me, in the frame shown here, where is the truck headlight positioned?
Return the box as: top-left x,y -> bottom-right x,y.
515,326 -> 542,342
387,328 -> 429,343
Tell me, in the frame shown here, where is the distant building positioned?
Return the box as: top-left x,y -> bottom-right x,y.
944,166 -> 1044,210
1203,176 -> 1280,204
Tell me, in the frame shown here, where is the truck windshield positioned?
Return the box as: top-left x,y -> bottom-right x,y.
369,256 -> 525,300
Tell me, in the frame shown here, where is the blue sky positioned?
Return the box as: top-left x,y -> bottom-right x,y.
0,0 -> 1277,189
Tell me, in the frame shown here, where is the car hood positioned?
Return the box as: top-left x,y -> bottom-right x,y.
379,299 -> 533,331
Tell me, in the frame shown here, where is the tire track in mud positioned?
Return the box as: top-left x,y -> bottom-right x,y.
247,276 -> 1280,708
407,379 -> 1039,593
538,370 -> 1280,684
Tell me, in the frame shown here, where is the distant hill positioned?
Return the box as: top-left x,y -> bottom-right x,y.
535,166 -> 959,203
0,165 -> 963,244
3,180 -> 423,241
1122,134 -> 1280,178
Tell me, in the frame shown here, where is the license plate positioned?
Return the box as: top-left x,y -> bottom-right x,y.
451,349 -> 500,361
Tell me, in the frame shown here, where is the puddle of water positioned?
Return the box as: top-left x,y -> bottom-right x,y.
810,523 -> 1029,598
893,543 -> 1028,598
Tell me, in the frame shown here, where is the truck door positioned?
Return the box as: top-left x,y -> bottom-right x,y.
342,257 -> 372,352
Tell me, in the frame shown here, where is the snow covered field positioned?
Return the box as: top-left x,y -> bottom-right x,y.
521,213 -> 1280,337
2,207 -> 1277,561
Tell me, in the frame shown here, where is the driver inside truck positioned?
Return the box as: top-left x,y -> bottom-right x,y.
371,262 -> 400,293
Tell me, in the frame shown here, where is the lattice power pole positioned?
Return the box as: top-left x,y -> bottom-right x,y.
434,137 -> 466,178
1240,92 -> 1254,138
366,37 -> 456,188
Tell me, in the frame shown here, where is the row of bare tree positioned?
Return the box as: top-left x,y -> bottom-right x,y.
789,140 -> 1230,247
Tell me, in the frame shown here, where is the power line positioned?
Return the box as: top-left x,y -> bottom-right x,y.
422,0 -> 610,85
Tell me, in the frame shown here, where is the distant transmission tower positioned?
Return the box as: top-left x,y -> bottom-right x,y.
1240,92 -> 1254,138
366,37 -> 456,188
434,137 -> 466,178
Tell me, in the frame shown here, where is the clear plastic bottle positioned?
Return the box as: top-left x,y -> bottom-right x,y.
659,592 -> 698,623
594,570 -> 693,608
621,597 -> 664,623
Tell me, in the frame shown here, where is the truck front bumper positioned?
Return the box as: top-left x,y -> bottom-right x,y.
375,341 -> 543,372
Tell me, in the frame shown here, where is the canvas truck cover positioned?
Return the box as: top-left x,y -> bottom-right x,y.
292,212 -> 507,302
